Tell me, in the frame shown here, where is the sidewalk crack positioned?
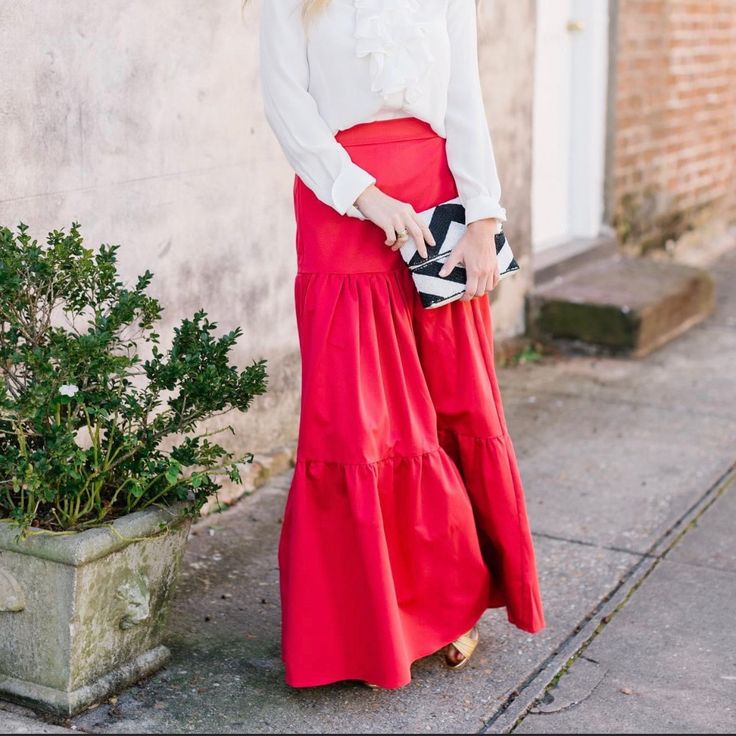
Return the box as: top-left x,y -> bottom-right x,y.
529,668 -> 608,717
532,531 -> 648,559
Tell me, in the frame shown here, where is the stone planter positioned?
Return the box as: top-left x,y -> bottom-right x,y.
0,506 -> 191,716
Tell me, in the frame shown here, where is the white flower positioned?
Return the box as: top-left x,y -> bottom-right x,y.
59,384 -> 79,397
73,426 -> 93,450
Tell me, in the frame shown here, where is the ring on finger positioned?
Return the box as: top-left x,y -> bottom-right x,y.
397,229 -> 409,241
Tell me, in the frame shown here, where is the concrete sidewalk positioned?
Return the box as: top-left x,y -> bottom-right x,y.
2,250 -> 735,735
515,481 -> 736,734
0,707 -> 72,734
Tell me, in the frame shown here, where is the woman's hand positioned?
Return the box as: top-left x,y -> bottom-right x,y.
439,219 -> 500,301
355,185 -> 435,258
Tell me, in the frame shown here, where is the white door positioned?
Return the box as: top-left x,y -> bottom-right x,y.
532,0 -> 610,252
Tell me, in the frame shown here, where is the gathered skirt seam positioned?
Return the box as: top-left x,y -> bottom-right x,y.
297,266 -> 407,277
340,133 -> 441,148
437,427 -> 511,443
296,445 -> 443,468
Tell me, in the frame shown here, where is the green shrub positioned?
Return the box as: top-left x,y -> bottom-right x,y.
0,224 -> 267,533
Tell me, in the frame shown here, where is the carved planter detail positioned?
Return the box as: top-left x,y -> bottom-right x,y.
0,507 -> 191,716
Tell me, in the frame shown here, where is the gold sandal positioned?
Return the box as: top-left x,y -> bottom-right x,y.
445,626 -> 480,670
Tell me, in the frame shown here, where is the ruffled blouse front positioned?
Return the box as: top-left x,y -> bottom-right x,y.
260,0 -> 506,224
354,0 -> 434,107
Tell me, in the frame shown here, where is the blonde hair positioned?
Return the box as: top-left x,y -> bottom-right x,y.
302,0 -> 330,20
242,0 -> 330,20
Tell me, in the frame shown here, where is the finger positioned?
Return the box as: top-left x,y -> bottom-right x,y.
391,216 -> 409,251
393,230 -> 408,251
384,225 -> 397,247
489,261 -> 501,291
476,272 -> 490,297
406,219 -> 428,259
439,249 -> 463,277
415,215 -> 436,249
469,270 -> 486,298
463,274 -> 479,302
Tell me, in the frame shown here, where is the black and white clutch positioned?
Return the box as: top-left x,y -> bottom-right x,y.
400,197 -> 520,309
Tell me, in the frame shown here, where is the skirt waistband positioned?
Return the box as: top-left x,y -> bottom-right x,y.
336,117 -> 439,147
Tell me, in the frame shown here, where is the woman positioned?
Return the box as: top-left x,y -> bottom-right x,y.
259,0 -> 544,690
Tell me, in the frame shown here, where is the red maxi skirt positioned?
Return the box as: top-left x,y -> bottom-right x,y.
279,117 -> 544,689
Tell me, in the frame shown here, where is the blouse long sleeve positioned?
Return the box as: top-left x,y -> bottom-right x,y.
259,0 -> 375,218
444,0 -> 507,224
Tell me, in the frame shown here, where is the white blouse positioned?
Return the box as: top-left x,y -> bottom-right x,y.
259,0 -> 507,224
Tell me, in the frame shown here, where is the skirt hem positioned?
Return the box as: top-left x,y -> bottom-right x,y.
284,597 -> 490,690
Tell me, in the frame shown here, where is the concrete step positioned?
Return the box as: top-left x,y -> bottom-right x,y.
527,255 -> 715,356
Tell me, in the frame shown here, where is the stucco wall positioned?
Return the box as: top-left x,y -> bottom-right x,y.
479,0 -> 536,339
0,0 -> 535,452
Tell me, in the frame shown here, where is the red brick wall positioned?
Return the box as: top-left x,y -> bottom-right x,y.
612,0 -> 736,249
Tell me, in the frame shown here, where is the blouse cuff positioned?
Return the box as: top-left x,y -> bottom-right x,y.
464,195 -> 508,225
331,162 -> 376,216
345,205 -> 368,220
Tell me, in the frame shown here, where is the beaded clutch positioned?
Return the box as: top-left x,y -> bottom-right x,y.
400,197 -> 520,309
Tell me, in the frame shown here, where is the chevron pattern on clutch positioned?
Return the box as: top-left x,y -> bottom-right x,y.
400,197 -> 520,309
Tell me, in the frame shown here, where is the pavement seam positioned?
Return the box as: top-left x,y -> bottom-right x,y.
531,531 -> 648,558
657,557 -> 736,578
478,459 -> 736,735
